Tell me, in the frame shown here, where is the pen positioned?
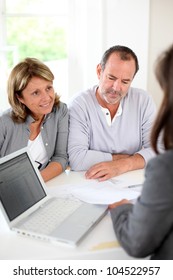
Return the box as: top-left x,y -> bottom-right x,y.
128,184 -> 142,188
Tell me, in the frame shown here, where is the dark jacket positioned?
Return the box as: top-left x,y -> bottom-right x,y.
110,149 -> 173,260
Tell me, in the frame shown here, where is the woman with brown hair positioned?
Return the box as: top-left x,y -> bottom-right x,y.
0,58 -> 68,182
109,44 -> 173,260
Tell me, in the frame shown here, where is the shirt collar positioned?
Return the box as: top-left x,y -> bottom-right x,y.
100,103 -> 122,126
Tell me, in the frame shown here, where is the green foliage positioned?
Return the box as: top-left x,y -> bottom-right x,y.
7,16 -> 67,67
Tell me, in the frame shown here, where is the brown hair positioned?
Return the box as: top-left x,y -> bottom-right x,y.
100,45 -> 139,76
151,44 -> 173,153
8,57 -> 60,123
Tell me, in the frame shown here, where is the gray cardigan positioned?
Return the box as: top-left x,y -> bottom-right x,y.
0,102 -> 68,171
110,149 -> 173,260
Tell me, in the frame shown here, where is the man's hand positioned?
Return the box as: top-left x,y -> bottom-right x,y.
85,160 -> 128,181
85,154 -> 145,181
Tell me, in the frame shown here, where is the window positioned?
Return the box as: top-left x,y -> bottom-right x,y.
0,0 -> 68,109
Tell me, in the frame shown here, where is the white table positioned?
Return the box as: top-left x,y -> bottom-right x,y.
0,169 -> 144,260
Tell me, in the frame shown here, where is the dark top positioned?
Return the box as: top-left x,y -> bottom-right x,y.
110,149 -> 173,259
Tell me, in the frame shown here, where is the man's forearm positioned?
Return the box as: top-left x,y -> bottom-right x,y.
112,154 -> 131,160
118,153 -> 145,173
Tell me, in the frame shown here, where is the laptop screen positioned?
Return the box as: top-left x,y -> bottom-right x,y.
0,152 -> 46,221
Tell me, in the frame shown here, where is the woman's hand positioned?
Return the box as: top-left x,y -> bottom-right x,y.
108,199 -> 131,209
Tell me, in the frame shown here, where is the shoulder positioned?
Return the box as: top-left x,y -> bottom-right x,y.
144,150 -> 173,192
59,101 -> 68,111
45,102 -> 68,124
53,101 -> 68,115
127,87 -> 154,102
140,150 -> 173,203
0,108 -> 13,124
124,87 -> 156,113
147,150 -> 173,170
0,109 -> 17,134
67,85 -> 97,108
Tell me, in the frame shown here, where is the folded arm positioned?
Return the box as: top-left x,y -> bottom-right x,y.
85,153 -> 145,181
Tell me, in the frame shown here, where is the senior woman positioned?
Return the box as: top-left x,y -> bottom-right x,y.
0,57 -> 68,182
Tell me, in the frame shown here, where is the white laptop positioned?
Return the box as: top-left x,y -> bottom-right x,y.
0,148 -> 107,246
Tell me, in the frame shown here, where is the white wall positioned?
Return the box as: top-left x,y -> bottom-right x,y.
68,0 -> 173,110
102,0 -> 150,91
68,0 -> 150,97
68,0 -> 105,95
147,0 -> 173,108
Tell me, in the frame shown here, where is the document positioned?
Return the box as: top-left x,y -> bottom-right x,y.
109,169 -> 144,187
46,180 -> 142,205
70,181 -> 141,204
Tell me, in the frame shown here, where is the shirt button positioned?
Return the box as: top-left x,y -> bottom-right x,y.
45,143 -> 48,146
41,126 -> 44,129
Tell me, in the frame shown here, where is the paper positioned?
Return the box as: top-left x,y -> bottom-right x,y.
109,169 -> 144,187
46,180 -> 141,205
71,181 -> 140,204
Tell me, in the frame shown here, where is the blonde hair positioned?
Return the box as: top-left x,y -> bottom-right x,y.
8,57 -> 60,123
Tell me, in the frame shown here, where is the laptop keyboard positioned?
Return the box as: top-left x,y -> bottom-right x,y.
19,197 -> 82,235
